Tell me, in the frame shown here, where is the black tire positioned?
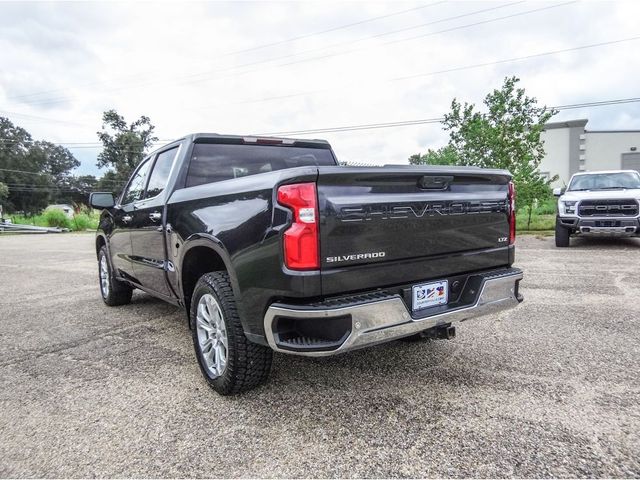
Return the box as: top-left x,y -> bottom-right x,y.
555,221 -> 571,247
190,272 -> 272,395
98,246 -> 133,306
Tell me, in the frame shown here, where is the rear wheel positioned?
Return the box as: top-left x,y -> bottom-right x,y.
555,222 -> 571,247
98,246 -> 133,306
190,271 -> 272,395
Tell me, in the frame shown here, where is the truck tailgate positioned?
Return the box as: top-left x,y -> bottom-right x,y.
317,166 -> 513,295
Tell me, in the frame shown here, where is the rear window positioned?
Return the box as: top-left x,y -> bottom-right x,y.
185,143 -> 336,187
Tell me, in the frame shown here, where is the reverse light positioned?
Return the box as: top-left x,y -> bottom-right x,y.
508,181 -> 516,245
277,183 -> 319,270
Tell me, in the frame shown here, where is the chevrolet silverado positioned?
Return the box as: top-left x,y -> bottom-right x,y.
90,133 -> 524,395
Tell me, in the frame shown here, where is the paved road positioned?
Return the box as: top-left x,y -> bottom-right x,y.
0,233 -> 639,478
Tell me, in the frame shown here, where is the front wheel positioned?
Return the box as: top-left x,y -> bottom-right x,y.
98,246 -> 133,306
555,222 -> 571,247
190,271 -> 272,395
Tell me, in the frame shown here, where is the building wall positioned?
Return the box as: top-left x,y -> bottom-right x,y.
539,128 -> 570,185
539,120 -> 640,187
584,132 -> 640,172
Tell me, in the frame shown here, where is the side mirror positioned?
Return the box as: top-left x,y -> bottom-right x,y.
90,192 -> 115,209
552,187 -> 564,197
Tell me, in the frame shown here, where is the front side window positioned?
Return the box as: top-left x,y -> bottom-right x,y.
121,158 -> 152,205
145,147 -> 178,198
568,172 -> 640,191
185,143 -> 336,187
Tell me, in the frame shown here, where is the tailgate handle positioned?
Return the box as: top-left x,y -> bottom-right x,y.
418,175 -> 454,190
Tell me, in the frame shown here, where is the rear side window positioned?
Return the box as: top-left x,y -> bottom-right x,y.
186,143 -> 336,187
145,147 -> 178,198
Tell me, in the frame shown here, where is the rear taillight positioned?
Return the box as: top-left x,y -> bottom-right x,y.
277,183 -> 319,270
508,181 -> 516,245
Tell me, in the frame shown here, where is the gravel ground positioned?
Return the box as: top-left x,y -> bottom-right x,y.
0,233 -> 639,478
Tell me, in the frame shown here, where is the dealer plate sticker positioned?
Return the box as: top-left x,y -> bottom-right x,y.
412,280 -> 448,311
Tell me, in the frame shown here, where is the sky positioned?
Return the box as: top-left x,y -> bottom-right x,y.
1,0 -> 639,176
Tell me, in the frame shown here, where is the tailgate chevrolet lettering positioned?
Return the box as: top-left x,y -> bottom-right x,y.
337,200 -> 507,222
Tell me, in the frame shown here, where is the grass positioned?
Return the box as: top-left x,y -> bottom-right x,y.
516,196 -> 557,232
516,212 -> 555,231
9,209 -> 99,232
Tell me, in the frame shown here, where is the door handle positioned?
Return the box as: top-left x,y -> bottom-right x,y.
149,211 -> 162,222
122,215 -> 132,223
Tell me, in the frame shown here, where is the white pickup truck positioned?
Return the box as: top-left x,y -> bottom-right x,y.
554,170 -> 640,247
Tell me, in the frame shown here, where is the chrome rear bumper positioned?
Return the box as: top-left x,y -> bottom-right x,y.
264,268 -> 523,357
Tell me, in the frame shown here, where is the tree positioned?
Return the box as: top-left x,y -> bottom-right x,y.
409,145 -> 459,166
419,77 -> 557,220
96,110 -> 158,184
0,181 -> 8,202
0,117 -> 52,213
0,116 -> 81,213
56,174 -> 98,206
95,170 -> 127,195
28,141 -> 80,184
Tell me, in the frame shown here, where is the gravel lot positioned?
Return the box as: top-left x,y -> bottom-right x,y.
0,233 -> 639,478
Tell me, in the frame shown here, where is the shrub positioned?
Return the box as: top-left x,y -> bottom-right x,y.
72,212 -> 99,231
44,209 -> 72,229
534,196 -> 557,215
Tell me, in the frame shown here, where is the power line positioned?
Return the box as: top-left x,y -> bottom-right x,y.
1,97 -> 639,149
170,1 -> 525,87
260,97 -> 640,136
393,36 -> 640,82
0,110 -> 91,127
0,1 -> 580,126
0,168 -> 53,176
15,1 -> 544,107
554,98 -> 640,110
210,34 -> 640,109
2,96 -> 640,192
259,117 -> 445,136
7,2 -> 447,103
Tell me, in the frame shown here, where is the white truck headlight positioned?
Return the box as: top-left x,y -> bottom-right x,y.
560,200 -> 577,214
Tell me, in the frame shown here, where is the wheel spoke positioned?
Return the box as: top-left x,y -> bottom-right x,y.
99,256 -> 110,297
215,344 -> 223,373
201,338 -> 213,352
198,302 -> 210,323
196,315 -> 211,331
195,292 -> 228,379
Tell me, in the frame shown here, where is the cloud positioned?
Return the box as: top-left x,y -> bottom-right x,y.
1,1 -> 639,176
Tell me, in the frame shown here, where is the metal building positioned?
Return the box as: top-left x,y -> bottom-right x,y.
539,119 -> 640,187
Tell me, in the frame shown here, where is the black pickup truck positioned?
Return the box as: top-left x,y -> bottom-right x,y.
90,133 -> 523,395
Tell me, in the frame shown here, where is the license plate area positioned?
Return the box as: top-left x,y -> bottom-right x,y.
412,280 -> 448,312
596,220 -> 620,227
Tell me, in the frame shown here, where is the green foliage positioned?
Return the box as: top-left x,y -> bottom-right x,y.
516,212 -> 554,231
43,209 -> 72,229
97,109 -> 158,183
11,209 -> 99,231
71,212 -> 98,231
57,175 -> 99,205
420,77 -> 558,219
533,196 -> 557,215
28,141 -> 80,183
95,170 -> 125,196
0,181 -> 8,201
0,116 -> 82,213
409,146 -> 459,165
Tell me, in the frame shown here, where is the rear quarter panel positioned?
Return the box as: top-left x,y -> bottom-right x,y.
166,167 -> 322,337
